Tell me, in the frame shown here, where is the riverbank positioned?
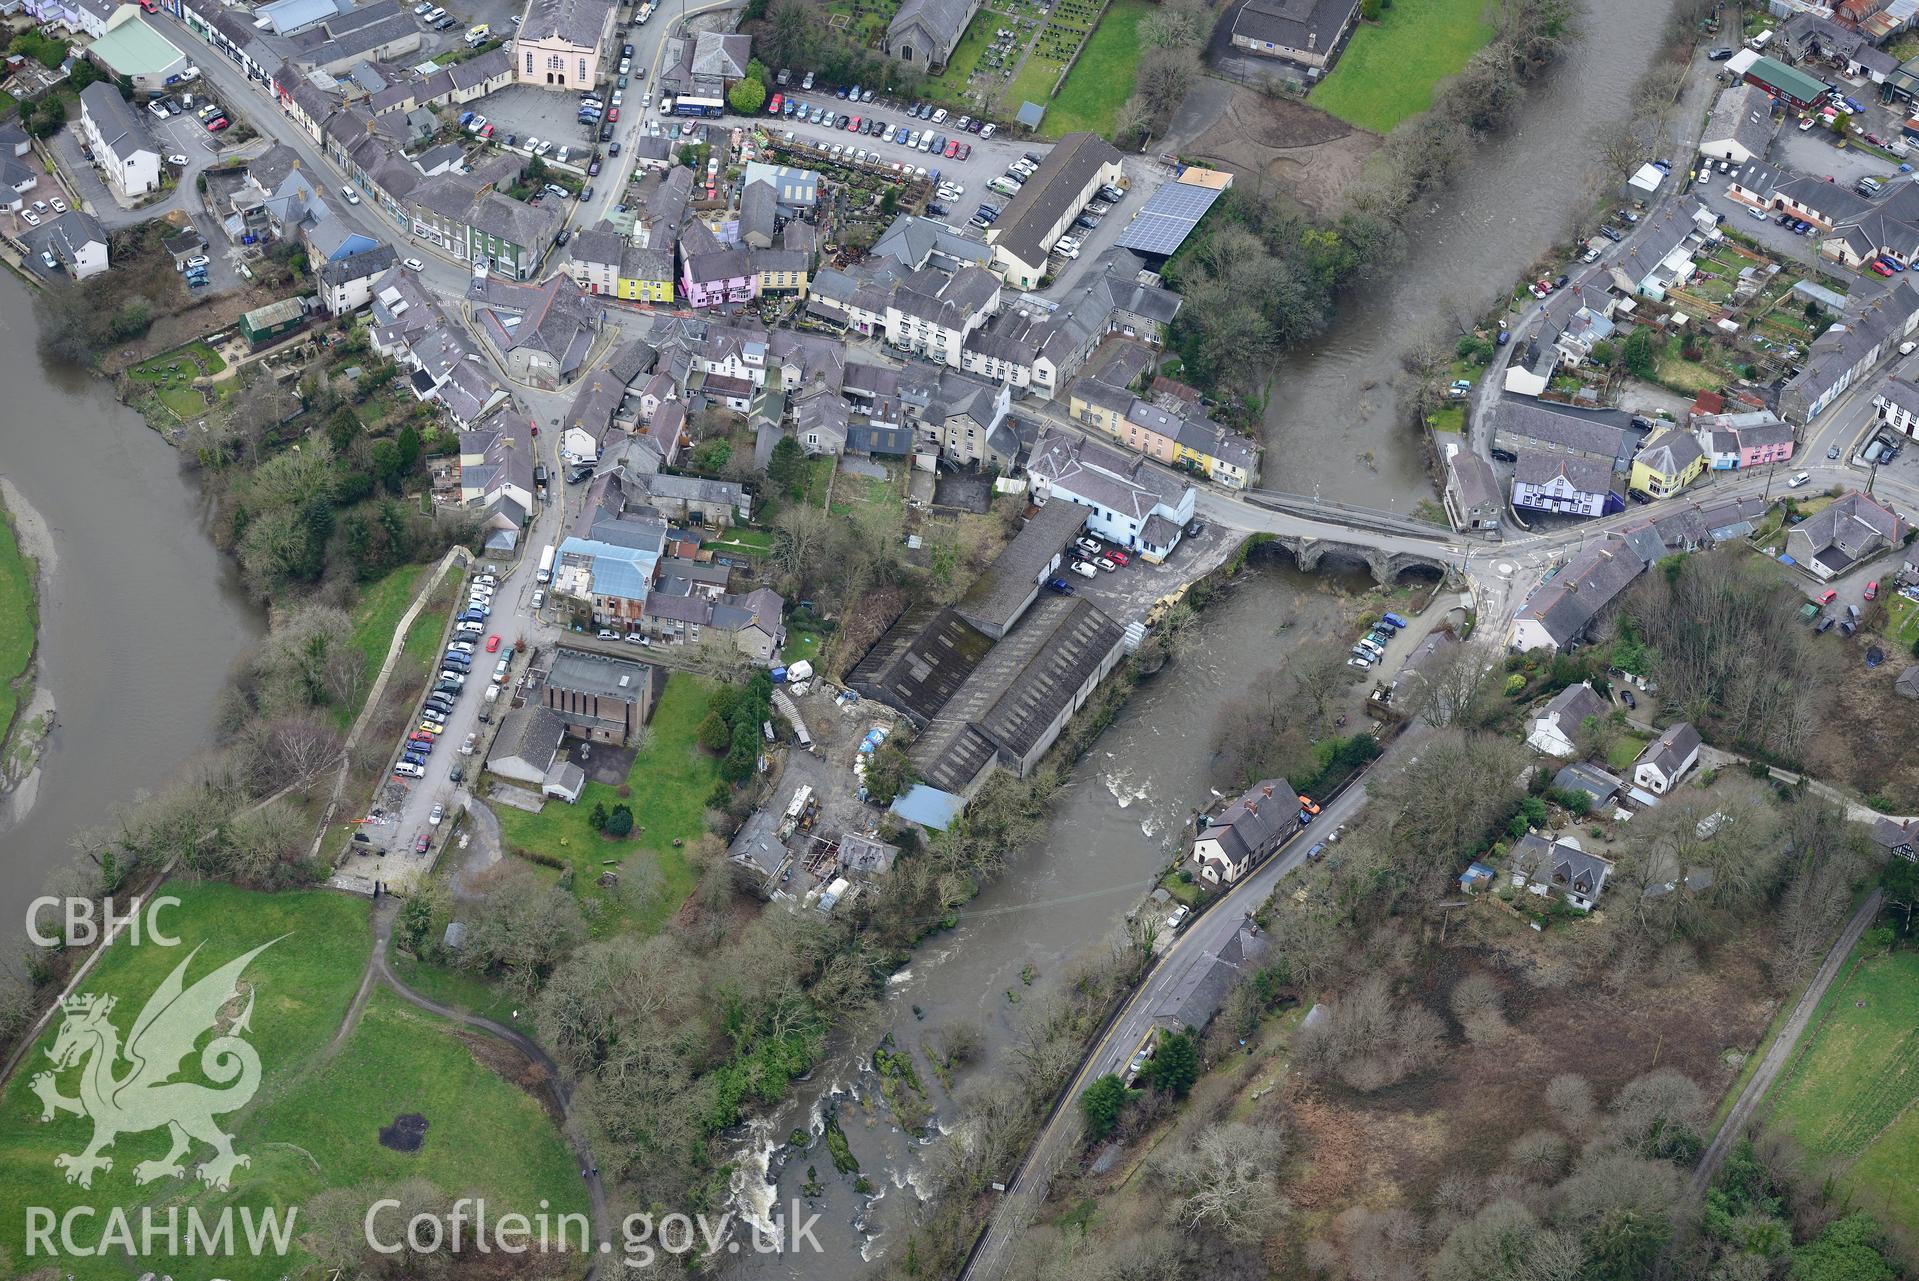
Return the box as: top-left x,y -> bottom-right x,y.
0,479 -> 52,803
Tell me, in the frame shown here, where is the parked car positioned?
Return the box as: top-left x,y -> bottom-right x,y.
1047,576 -> 1075,593
1070,560 -> 1097,579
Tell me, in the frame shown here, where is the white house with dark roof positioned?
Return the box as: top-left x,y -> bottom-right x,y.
1700,83 -> 1779,165
1633,722 -> 1702,794
316,243 -> 397,315
1527,682 -> 1610,758
1025,427 -> 1194,562
78,82 -> 161,199
25,209 -> 110,279
1510,450 -> 1620,518
883,0 -> 982,71
1508,533 -> 1655,653
1871,373 -> 1919,439
984,132 -> 1123,290
1191,779 -> 1296,885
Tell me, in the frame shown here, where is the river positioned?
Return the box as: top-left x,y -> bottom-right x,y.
1264,0 -> 1674,508
725,4 -> 1676,1271
727,556 -> 1369,1274
0,268 -> 266,952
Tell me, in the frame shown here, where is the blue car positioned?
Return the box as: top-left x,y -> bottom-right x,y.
1382,612 -> 1409,629
1046,576 -> 1075,593
894,126 -> 909,144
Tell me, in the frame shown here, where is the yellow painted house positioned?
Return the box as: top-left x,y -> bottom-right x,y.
616,245 -> 675,304
753,249 -> 811,298
1630,426 -> 1707,499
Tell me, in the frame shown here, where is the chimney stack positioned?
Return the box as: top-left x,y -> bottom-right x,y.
1261,784 -> 1274,797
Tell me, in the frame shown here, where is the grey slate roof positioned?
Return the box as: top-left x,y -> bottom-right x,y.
1702,82 -> 1778,159
1786,490 -> 1905,573
1636,721 -> 1702,779
80,81 -> 154,159
954,499 -> 1085,636
545,645 -> 660,702
520,0 -> 612,46
1514,449 -> 1615,497
1197,778 -> 1296,871
887,0 -> 980,56
1493,398 -> 1637,470
989,131 -> 1120,269
1231,0 -> 1355,51
1514,534 -> 1654,648
1512,833 -> 1614,902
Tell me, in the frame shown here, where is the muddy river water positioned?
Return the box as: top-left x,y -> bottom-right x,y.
726,1 -> 1678,1270
0,268 -> 264,955
1263,0 -> 1673,509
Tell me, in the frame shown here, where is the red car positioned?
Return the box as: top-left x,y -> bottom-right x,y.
957,142 -> 971,160
769,93 -> 782,113
485,634 -> 502,653
1866,580 -> 1880,601
207,117 -> 229,132
139,0 -> 158,11
1106,548 -> 1129,566
944,139 -> 959,158
1872,260 -> 1895,276
415,832 -> 432,854
606,106 -> 619,122
848,115 -> 861,131
1819,588 -> 1838,605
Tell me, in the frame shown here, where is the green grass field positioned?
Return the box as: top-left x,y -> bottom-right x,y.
338,562 -> 429,727
0,492 -> 38,753
400,565 -> 462,671
1767,944 -> 1919,1234
495,676 -> 718,935
1003,54 -> 1064,120
927,6 -> 1009,99
1041,0 -> 1152,138
0,885 -> 368,1279
0,882 -> 589,1279
1309,0 -> 1498,134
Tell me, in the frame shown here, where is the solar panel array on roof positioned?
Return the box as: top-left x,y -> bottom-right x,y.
1116,181 -> 1226,256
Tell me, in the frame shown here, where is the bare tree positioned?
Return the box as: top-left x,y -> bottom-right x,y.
1410,639 -> 1496,728
1448,971 -> 1508,1044
1545,1073 -> 1596,1135
1294,973 -> 1445,1092
1155,1120 -> 1289,1243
